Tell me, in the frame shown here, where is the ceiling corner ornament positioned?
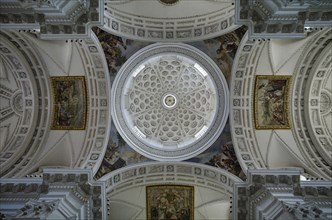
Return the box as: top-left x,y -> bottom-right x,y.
158,0 -> 179,6
235,0 -> 332,39
0,0 -> 104,40
111,43 -> 229,161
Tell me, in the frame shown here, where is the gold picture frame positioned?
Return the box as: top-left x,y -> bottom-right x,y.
50,76 -> 87,130
146,185 -> 194,220
254,75 -> 291,129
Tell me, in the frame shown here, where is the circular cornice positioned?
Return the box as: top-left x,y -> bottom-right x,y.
111,43 -> 229,161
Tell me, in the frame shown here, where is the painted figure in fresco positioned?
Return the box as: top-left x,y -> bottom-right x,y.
179,209 -> 190,220
93,28 -> 128,75
151,189 -> 190,220
56,80 -> 81,126
258,80 -> 287,125
206,142 -> 245,179
214,27 -> 246,79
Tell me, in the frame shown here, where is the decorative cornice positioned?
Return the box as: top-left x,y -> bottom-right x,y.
235,0 -> 332,39
0,169 -> 106,219
0,0 -> 104,39
233,169 -> 332,220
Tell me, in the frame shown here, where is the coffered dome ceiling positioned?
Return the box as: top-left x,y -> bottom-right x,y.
111,43 -> 229,161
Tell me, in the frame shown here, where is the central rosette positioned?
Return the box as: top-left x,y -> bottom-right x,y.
162,93 -> 178,109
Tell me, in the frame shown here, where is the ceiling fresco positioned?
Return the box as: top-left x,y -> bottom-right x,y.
93,26 -> 247,180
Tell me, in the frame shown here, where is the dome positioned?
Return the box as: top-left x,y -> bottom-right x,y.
111,43 -> 229,161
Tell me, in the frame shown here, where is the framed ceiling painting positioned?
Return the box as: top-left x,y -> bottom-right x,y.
146,185 -> 194,220
50,76 -> 87,130
254,75 -> 292,129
